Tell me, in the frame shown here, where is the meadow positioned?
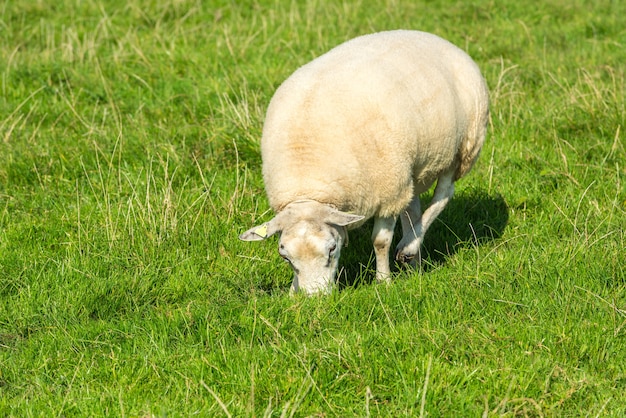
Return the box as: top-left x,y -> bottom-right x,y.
1,0 -> 625,416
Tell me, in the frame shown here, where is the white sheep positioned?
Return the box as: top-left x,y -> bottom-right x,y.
240,30 -> 489,295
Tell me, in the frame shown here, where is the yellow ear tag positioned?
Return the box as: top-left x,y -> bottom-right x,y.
255,224 -> 268,238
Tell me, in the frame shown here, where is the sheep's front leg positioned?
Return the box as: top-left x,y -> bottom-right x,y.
372,216 -> 397,282
396,170 -> 456,265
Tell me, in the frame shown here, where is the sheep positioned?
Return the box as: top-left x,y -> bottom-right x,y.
240,30 -> 489,295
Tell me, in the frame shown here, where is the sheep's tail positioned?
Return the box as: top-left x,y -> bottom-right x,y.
455,100 -> 489,181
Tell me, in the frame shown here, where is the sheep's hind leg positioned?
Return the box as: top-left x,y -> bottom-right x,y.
395,170 -> 456,266
371,216 -> 397,282
395,196 -> 423,267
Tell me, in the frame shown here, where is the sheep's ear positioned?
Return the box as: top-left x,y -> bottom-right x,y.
239,219 -> 280,241
325,208 -> 365,227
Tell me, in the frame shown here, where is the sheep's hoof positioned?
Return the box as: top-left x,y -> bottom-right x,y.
395,253 -> 414,264
394,249 -> 421,267
394,251 -> 414,263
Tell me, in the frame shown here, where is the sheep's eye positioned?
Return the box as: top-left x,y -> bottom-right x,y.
279,245 -> 290,263
328,243 -> 337,258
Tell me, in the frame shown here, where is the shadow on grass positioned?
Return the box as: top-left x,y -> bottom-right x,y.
337,190 -> 509,290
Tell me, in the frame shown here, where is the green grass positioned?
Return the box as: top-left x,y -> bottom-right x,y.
1,0 -> 625,416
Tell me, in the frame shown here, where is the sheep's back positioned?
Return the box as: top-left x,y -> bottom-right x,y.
261,30 -> 488,218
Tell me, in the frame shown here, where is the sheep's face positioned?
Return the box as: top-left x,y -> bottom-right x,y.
278,220 -> 344,295
239,201 -> 364,295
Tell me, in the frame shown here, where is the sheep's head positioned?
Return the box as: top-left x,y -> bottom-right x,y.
239,201 -> 364,295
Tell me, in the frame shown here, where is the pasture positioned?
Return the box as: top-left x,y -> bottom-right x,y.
1,0 -> 625,415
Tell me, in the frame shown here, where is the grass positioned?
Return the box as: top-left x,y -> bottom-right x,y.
1,0 -> 625,416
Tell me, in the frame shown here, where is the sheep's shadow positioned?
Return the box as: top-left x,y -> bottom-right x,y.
337,190 -> 509,290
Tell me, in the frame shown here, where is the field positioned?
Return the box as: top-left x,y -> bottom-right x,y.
1,0 -> 625,416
